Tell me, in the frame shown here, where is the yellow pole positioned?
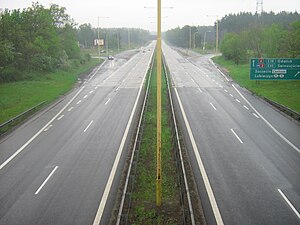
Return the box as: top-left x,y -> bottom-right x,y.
156,0 -> 162,207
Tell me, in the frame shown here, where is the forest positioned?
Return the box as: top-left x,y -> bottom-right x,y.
165,11 -> 300,64
0,3 -> 152,83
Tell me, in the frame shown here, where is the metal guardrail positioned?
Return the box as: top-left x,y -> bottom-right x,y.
0,101 -> 47,135
262,97 -> 300,122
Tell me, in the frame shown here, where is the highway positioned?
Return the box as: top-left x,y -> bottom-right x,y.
0,42 -> 155,225
163,42 -> 300,225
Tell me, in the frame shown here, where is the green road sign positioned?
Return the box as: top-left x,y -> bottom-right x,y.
250,58 -> 300,80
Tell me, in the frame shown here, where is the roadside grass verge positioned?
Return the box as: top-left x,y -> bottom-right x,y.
0,58 -> 101,126
213,56 -> 300,113
128,57 -> 181,224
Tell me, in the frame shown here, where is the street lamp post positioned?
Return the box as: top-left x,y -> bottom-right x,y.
203,30 -> 211,52
193,31 -> 200,49
97,16 -> 109,61
207,15 -> 219,53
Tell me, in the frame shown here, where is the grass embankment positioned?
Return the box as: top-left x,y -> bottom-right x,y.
213,56 -> 300,113
0,58 -> 101,125
128,57 -> 181,224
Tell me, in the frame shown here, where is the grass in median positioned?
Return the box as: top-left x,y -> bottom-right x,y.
213,56 -> 300,113
128,57 -> 181,224
0,58 -> 101,125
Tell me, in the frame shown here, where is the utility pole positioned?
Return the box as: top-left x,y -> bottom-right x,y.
97,17 -> 100,62
207,15 -> 219,53
156,0 -> 162,207
128,29 -> 131,49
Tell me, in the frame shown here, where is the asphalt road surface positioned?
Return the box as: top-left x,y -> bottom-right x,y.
0,42 -> 155,225
163,42 -> 300,225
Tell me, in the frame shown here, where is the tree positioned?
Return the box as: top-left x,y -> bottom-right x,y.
220,32 -> 247,64
77,23 -> 94,48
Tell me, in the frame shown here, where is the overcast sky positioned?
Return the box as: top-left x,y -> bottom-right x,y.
1,0 -> 299,31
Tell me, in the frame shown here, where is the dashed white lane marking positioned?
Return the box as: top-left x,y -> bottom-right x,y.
105,98 -> 111,105
235,99 -> 241,103
77,100 -> 82,105
198,88 -> 203,93
95,86 -> 98,89
35,166 -> 58,195
0,86 -> 85,170
231,128 -> 243,144
57,115 -> 64,121
43,124 -> 53,132
232,84 -> 300,154
252,113 -> 260,119
278,189 -> 300,219
210,102 -> 217,111
67,107 -> 74,112
84,120 -> 94,133
89,90 -> 94,94
224,89 -> 228,93
116,86 -> 120,91
83,95 -> 88,99
229,94 -> 234,98
243,105 -> 249,110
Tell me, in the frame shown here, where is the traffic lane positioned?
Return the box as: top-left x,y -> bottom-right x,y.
0,87 -> 140,225
0,58 -> 115,166
203,86 -> 300,205
190,54 -> 300,150
0,86 -> 114,221
176,87 -> 300,225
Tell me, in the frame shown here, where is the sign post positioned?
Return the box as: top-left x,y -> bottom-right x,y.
250,58 -> 300,80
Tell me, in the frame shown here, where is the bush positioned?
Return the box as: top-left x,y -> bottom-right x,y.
0,66 -> 23,83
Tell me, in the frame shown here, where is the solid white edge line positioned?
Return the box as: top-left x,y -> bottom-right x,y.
174,88 -> 224,225
231,128 -> 244,144
88,60 -> 106,82
278,189 -> 300,219
35,166 -> 58,195
210,102 -> 217,111
232,84 -> 300,154
0,86 -> 85,170
84,120 -> 94,133
92,47 -> 153,225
